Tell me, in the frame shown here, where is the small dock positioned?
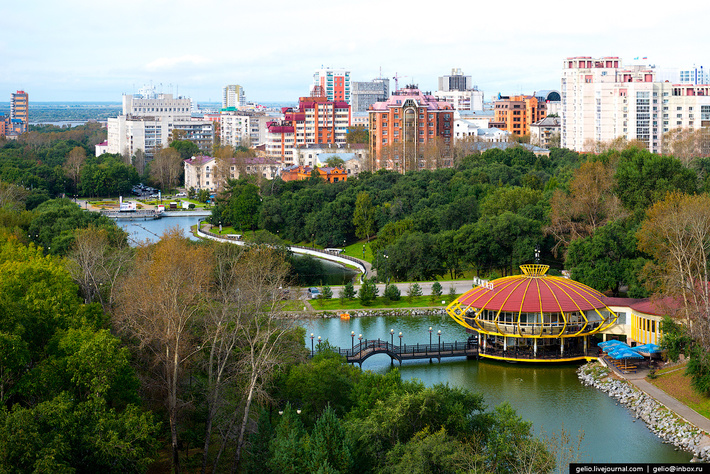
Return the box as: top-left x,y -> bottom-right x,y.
100,210 -> 162,220
312,337 -> 479,366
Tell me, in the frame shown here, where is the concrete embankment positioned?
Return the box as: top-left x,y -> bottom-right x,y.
578,362 -> 710,461
313,308 -> 447,318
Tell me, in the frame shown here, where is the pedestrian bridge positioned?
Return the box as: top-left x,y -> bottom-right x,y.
312,337 -> 479,366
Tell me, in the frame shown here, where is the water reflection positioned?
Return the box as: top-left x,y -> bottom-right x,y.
302,314 -> 691,464
115,215 -> 203,245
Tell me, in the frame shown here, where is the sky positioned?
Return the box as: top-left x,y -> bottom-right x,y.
2,0 -> 710,103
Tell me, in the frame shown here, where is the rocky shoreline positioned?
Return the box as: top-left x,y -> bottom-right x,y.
315,308 -> 447,318
577,362 -> 710,461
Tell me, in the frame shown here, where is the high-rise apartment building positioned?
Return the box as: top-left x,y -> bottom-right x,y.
438,68 -> 471,92
492,95 -> 547,136
222,84 -> 246,108
107,87 -> 213,160
220,111 -> 270,148
679,66 -> 710,85
368,86 -> 454,172
351,78 -> 389,112
435,69 -> 484,111
312,68 -> 351,104
10,90 -> 28,133
122,87 -> 191,118
561,56 -> 710,153
266,96 -> 350,163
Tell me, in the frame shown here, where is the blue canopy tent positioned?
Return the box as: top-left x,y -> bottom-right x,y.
631,343 -> 662,354
599,340 -> 628,350
608,347 -> 644,371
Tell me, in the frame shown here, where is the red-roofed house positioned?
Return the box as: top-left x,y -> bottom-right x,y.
280,165 -> 348,183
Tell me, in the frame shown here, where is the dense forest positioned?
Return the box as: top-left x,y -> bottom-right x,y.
0,188 -> 558,473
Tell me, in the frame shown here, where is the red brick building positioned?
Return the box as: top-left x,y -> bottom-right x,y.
281,165 -> 348,183
492,95 -> 546,137
368,86 -> 454,172
266,95 -> 350,164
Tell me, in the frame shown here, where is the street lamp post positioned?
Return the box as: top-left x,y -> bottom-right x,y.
310,333 -> 314,356
390,329 -> 394,347
429,327 -> 433,347
351,331 -> 355,353
317,335 -> 321,352
438,330 -> 442,352
399,332 -> 403,352
362,245 -> 365,260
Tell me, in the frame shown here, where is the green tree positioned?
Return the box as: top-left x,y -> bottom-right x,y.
615,148 -> 697,212
383,283 -> 401,302
431,281 -> 443,302
169,139 -> 201,160
566,219 -> 648,297
345,125 -> 369,144
358,277 -> 379,306
407,282 -> 422,301
218,181 -> 261,231
28,198 -> 126,256
276,350 -> 361,422
307,405 -> 354,473
380,427 -> 473,474
268,404 -> 307,474
0,234 -> 159,473
340,280 -> 356,301
324,156 -> 345,168
149,146 -> 183,191
353,191 -> 376,242
320,284 -> 333,300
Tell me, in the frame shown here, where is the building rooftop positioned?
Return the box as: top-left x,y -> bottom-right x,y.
457,265 -> 609,314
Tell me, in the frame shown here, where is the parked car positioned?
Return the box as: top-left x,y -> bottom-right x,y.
308,287 -> 320,299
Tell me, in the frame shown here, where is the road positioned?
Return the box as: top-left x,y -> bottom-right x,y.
327,280 -> 476,298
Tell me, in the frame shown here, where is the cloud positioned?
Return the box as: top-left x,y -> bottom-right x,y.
145,55 -> 211,72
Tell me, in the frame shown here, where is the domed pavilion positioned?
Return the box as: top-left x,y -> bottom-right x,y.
446,264 -> 618,362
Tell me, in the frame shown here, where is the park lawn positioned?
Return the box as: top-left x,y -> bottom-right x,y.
309,295 -> 457,311
343,240 -> 374,263
649,363 -> 710,419
180,198 -> 209,208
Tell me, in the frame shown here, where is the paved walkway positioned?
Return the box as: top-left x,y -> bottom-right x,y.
609,362 -> 710,452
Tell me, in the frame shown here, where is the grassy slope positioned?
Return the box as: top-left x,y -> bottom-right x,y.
649,362 -> 710,419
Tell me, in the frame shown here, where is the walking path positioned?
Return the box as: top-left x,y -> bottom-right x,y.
604,360 -> 710,454
627,375 -> 710,451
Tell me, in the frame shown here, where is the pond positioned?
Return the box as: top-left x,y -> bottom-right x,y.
300,313 -> 691,464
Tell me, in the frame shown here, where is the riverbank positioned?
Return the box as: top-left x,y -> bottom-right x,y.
578,362 -> 710,461
283,307 -> 448,320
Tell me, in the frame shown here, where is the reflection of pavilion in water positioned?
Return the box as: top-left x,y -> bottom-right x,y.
447,264 -> 621,363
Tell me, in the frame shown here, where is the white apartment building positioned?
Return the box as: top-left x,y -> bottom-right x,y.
435,89 -> 485,111
561,56 -> 710,153
223,85 -> 246,108
220,111 -> 270,148
312,68 -> 351,104
122,88 -> 192,118
107,87 -> 213,160
435,69 -> 484,111
107,115 -> 214,160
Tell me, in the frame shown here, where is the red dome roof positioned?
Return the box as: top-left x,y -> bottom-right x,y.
457,265 -> 607,314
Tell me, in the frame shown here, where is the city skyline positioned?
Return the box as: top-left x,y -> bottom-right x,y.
2,0 -> 710,102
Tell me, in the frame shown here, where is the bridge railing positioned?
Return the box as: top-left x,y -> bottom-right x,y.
330,338 -> 478,359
